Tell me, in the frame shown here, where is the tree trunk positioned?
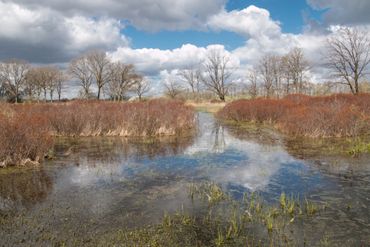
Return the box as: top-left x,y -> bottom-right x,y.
15,87 -> 19,104
97,87 -> 101,99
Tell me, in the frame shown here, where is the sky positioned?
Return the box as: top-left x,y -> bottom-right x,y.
0,0 -> 370,96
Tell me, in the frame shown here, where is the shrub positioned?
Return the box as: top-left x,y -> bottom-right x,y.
0,111 -> 53,167
218,94 -> 370,138
218,98 -> 293,123
40,99 -> 195,137
0,99 -> 195,166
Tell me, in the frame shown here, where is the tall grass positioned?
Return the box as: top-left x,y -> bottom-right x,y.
0,99 -> 195,166
218,94 -> 370,138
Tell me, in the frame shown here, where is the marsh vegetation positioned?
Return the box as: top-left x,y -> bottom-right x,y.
218,93 -> 370,138
0,99 -> 195,167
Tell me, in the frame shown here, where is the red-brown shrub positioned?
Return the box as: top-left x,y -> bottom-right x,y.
218,94 -> 370,137
218,98 -> 294,123
40,99 -> 195,137
0,99 -> 195,166
0,111 -> 53,167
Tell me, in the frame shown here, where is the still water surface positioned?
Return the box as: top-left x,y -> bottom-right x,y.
0,113 -> 369,245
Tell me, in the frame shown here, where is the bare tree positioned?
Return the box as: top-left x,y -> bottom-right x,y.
280,54 -> 292,94
26,67 -> 45,101
286,47 -> 309,94
259,54 -> 275,98
0,79 -> 7,100
178,66 -> 202,94
86,50 -> 111,99
44,66 -> 60,102
55,70 -> 67,101
164,78 -> 183,99
69,55 -> 93,99
133,78 -> 150,100
0,59 -> 29,103
107,62 -> 138,101
202,49 -> 232,101
326,27 -> 370,95
247,69 -> 259,98
25,66 -> 61,102
271,55 -> 284,98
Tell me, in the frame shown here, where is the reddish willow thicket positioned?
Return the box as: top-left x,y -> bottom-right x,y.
217,94 -> 370,138
0,99 -> 195,167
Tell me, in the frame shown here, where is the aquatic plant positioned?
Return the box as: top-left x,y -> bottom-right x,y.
188,182 -> 228,206
305,198 -> 318,215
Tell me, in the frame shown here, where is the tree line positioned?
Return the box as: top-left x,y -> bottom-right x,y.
167,46 -> 311,101
169,27 -> 370,101
0,50 -> 149,103
69,50 -> 149,101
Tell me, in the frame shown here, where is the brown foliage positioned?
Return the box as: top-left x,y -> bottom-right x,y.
42,99 -> 195,137
217,98 -> 293,123
0,111 -> 52,167
218,94 -> 370,137
0,99 -> 195,166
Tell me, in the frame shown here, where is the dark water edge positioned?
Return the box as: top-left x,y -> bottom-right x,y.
0,113 -> 369,246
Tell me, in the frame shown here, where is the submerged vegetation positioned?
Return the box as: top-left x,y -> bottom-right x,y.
0,182 -> 327,246
0,99 -> 195,167
218,93 -> 370,138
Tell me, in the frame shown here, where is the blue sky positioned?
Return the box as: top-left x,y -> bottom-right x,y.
124,0 -> 325,50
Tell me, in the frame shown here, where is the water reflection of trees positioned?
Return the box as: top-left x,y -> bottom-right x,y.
0,169 -> 53,212
222,122 -> 282,147
211,122 -> 226,153
53,136 -> 195,166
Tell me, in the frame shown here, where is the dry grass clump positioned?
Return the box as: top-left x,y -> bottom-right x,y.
218,94 -> 370,138
0,99 -> 195,166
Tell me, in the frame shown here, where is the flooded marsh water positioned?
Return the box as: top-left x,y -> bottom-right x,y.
0,113 -> 369,246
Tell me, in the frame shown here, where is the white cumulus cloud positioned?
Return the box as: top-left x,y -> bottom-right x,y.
207,5 -> 281,39
0,1 -> 128,63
